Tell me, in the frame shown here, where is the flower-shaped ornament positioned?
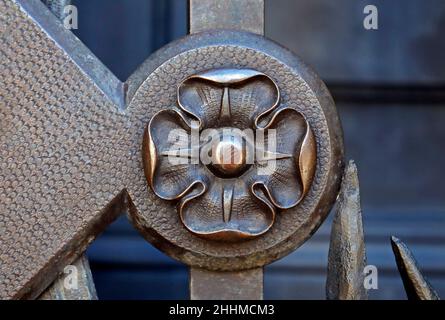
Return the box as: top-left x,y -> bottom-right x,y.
143,68 -> 316,241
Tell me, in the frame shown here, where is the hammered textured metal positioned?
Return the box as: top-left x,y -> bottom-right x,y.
0,0 -> 127,299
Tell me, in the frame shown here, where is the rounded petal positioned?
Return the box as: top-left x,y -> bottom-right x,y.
143,109 -> 208,200
178,68 -> 279,129
252,108 -> 317,209
178,179 -> 275,241
228,73 -> 279,128
177,78 -> 223,128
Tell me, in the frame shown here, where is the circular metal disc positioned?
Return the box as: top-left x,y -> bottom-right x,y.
125,30 -> 344,271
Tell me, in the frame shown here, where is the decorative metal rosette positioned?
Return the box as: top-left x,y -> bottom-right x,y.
126,30 -> 344,270
144,68 -> 316,241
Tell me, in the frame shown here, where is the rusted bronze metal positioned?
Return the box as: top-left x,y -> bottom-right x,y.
143,69 -> 316,241
326,161 -> 368,300
36,0 -> 98,301
391,236 -> 440,300
38,254 -> 97,300
190,267 -> 263,300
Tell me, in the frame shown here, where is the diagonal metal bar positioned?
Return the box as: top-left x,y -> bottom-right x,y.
0,0 -> 129,299
187,0 -> 265,300
391,236 -> 440,300
37,0 -> 96,301
326,160 -> 368,300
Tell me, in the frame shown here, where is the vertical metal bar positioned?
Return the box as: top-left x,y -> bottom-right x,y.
188,0 -> 265,300
190,268 -> 263,300
189,0 -> 264,35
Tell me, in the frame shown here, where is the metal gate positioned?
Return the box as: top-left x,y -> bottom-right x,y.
0,0 -> 443,300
